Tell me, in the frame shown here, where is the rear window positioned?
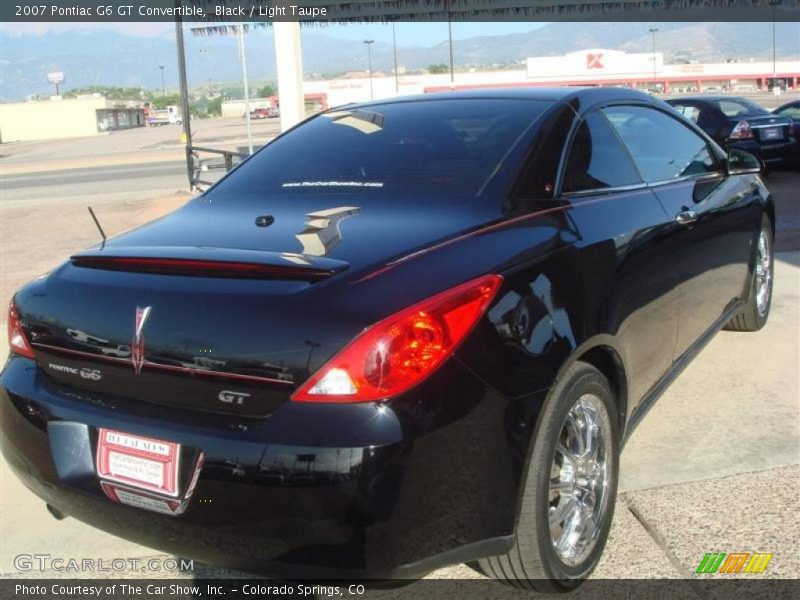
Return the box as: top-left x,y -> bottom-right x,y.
671,104 -> 701,123
208,99 -> 551,198
717,99 -> 769,117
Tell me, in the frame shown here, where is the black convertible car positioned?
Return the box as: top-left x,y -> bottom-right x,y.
2,88 -> 774,591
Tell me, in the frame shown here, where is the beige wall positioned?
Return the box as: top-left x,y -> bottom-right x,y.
220,98 -> 273,118
0,97 -> 107,143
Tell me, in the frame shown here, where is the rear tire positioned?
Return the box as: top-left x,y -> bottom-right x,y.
724,215 -> 773,332
478,362 -> 619,592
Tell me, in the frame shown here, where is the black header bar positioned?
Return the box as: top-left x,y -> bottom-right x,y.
3,0 -> 800,23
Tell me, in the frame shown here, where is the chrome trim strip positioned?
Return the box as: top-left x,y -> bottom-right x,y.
32,343 -> 295,386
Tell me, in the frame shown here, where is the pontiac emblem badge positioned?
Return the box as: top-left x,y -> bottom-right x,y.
132,306 -> 151,375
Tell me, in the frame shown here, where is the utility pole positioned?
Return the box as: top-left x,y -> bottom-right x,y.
649,27 -> 659,92
364,40 -> 375,100
159,65 -> 165,97
239,24 -> 254,155
392,23 -> 399,93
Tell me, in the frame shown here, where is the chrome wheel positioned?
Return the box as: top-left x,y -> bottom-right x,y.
755,228 -> 772,317
548,393 -> 612,566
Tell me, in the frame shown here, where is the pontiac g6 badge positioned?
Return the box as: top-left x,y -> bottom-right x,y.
131,306 -> 152,375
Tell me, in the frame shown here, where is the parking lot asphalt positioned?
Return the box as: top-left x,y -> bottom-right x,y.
0,117 -> 280,176
0,168 -> 798,583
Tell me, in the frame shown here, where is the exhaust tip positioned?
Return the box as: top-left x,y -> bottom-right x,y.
46,504 -> 67,521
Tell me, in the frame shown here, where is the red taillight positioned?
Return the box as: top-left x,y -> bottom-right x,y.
8,300 -> 35,359
729,120 -> 753,140
292,274 -> 503,403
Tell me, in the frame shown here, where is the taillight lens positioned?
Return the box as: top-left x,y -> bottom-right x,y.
292,274 -> 503,403
729,120 -> 753,140
8,300 -> 35,359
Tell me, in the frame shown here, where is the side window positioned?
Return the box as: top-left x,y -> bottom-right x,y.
671,104 -> 701,123
562,112 -> 642,193
603,106 -> 720,183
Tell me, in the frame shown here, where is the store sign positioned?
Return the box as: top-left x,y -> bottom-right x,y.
587,53 -> 604,69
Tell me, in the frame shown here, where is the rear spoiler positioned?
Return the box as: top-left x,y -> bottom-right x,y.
70,246 -> 348,282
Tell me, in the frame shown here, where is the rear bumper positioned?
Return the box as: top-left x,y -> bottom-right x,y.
0,355 -> 519,579
729,139 -> 800,167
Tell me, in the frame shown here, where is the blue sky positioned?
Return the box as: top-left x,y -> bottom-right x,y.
324,22 -> 547,44
2,22 -> 547,46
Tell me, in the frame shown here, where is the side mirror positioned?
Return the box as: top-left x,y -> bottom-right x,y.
727,148 -> 763,175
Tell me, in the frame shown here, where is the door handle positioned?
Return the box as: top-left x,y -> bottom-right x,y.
675,209 -> 698,226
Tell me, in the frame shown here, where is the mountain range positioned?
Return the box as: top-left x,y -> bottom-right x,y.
1,22 -> 798,102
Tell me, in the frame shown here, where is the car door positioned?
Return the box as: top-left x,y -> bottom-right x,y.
603,104 -> 761,360
555,110 -> 680,405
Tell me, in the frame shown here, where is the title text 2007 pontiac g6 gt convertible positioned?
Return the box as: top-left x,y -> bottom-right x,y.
1,88 -> 773,591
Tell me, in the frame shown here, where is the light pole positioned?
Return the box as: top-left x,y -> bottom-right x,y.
770,0 -> 778,92
159,65 -> 165,97
364,40 -> 375,100
447,1 -> 454,86
238,24 -> 254,155
649,27 -> 659,92
158,65 -> 167,98
392,23 -> 399,93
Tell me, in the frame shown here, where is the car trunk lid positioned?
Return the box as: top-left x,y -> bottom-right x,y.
19,194 -> 500,418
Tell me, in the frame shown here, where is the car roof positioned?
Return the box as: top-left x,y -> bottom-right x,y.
343,86 -> 657,110
667,95 -> 753,103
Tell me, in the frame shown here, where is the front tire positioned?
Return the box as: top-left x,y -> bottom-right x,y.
479,362 -> 619,592
725,216 -> 773,332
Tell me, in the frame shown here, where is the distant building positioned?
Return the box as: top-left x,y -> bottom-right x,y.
220,94 -> 328,118
0,95 -> 145,143
296,50 -> 800,107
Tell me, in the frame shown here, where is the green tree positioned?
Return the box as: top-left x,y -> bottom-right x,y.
63,86 -> 148,100
257,84 -> 275,98
427,64 -> 449,74
150,94 -> 182,109
207,97 -> 223,116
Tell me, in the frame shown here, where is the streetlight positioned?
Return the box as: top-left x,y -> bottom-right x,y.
364,40 -> 375,100
447,1 -> 454,86
649,27 -> 659,92
392,23 -> 399,93
158,65 -> 165,97
238,24 -> 254,155
769,0 -> 779,92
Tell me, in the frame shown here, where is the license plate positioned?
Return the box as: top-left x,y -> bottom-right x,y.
101,482 -> 186,516
96,429 -> 180,496
762,127 -> 781,140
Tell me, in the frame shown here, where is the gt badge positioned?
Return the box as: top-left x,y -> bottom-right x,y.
132,306 -> 151,375
219,391 -> 250,406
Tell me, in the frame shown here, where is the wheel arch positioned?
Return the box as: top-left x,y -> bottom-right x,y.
554,337 -> 629,439
764,192 -> 776,233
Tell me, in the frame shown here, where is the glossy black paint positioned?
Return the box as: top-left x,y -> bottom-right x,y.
1,87 -> 772,578
665,95 -> 799,169
773,100 -> 800,147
